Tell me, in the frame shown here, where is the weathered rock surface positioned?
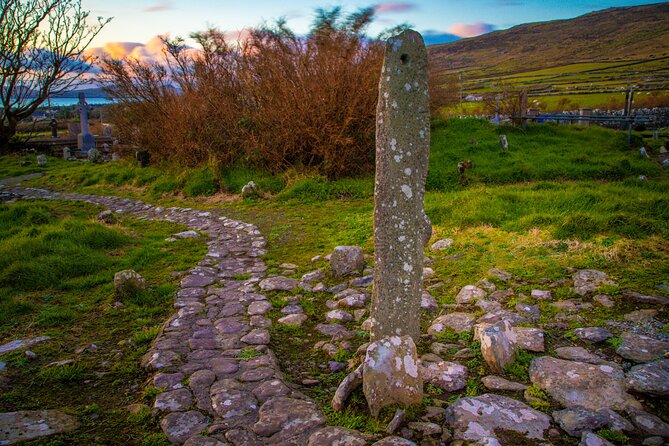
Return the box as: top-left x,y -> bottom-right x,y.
419,360 -> 467,392
369,29 -> 431,344
513,327 -> 544,352
371,436 -> 417,446
573,327 -> 612,343
573,269 -> 615,296
363,336 -> 423,417
332,365 -> 363,412
555,347 -> 611,365
258,276 -> 298,292
481,375 -> 527,391
626,360 -> 669,396
579,431 -> 615,446
480,320 -> 517,373
113,269 -> 147,297
0,410 -> 79,445
307,426 -> 367,446
444,394 -> 551,444
253,397 -> 326,444
160,411 -> 210,444
617,332 -> 669,363
529,356 -> 639,411
427,312 -> 475,334
430,238 -> 453,251
455,285 -> 486,304
330,246 -> 364,277
622,290 -> 669,306
626,408 -> 669,437
0,336 -> 50,355
553,407 -> 611,437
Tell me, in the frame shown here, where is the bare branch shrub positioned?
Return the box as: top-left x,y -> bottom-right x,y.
100,8 -> 386,178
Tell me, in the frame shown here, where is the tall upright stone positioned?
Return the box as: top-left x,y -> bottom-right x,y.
77,93 -> 95,154
370,29 -> 431,343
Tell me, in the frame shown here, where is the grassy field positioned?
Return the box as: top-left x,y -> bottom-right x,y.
0,200 -> 206,445
1,118 -> 668,443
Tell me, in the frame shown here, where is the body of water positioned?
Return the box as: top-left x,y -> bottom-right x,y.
40,97 -> 113,108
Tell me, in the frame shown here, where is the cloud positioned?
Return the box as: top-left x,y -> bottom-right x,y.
421,30 -> 461,46
85,36 -> 172,64
447,22 -> 495,38
143,2 -> 172,13
374,2 -> 417,14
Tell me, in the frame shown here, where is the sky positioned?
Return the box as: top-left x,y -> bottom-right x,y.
83,0 -> 663,60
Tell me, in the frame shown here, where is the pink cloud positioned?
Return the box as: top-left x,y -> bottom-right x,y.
374,2 -> 416,14
143,2 -> 172,13
447,22 -> 495,38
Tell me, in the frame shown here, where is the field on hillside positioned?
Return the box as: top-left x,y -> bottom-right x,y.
1,119 -> 668,445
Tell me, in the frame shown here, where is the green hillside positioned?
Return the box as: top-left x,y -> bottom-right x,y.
429,2 -> 669,110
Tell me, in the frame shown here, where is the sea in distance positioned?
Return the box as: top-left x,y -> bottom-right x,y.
40,97 -> 113,108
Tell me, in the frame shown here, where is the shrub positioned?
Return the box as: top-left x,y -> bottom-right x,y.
100,8 -> 389,178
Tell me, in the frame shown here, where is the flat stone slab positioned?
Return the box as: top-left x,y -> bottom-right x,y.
444,394 -> 551,444
259,276 -> 298,291
529,356 -> 639,411
0,410 -> 79,444
160,411 -> 210,444
253,397 -> 326,444
0,337 -> 50,354
616,332 -> 669,363
626,360 -> 669,396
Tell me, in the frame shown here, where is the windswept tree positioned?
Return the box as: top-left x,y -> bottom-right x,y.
0,0 -> 111,149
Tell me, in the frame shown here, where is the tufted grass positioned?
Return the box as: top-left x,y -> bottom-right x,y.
0,199 -> 206,445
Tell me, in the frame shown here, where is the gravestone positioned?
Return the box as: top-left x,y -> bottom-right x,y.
370,29 -> 431,343
77,93 -> 95,154
111,153 -> 120,162
36,154 -> 47,167
579,108 -> 592,126
63,147 -> 71,160
49,119 -> 58,138
136,150 -> 150,167
499,134 -> 509,151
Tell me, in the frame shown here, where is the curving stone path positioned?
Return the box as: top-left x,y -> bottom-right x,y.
1,185 -> 333,445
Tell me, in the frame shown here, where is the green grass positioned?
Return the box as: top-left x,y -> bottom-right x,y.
0,199 -> 206,445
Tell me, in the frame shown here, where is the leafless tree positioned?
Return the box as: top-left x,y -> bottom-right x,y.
0,0 -> 111,149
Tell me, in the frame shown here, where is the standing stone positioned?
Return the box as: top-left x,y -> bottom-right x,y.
499,134 -> 509,150
370,29 -> 431,343
63,147 -> 71,160
77,93 -> 95,154
36,154 -> 47,167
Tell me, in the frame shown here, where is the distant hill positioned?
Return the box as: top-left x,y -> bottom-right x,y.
428,2 -> 669,106
52,87 -> 108,98
429,3 -> 669,76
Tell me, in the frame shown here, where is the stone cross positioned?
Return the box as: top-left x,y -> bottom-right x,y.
77,93 -> 95,154
370,29 -> 431,343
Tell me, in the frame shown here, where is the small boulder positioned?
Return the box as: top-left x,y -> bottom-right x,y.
307,426 -> 366,446
37,154 -> 48,167
626,360 -> 669,396
573,327 -> 612,343
529,356 -> 639,411
113,270 -> 147,298
444,394 -> 551,444
579,431 -> 615,446
616,332 -> 669,363
626,408 -> 669,437
430,238 -> 454,251
573,269 -> 615,296
419,360 -> 467,392
278,314 -> 308,326
488,268 -> 513,282
241,181 -> 260,198
427,312 -> 475,334
481,375 -> 527,392
513,327 -> 544,352
480,320 -> 517,373
96,210 -> 116,224
553,407 -> 609,437
531,289 -> 552,300
330,246 -> 365,277
173,230 -> 200,239
326,310 -> 353,323
456,285 -> 486,304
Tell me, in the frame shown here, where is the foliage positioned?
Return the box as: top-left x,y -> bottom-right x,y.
595,429 -> 629,444
0,0 -> 110,149
100,8 -> 388,178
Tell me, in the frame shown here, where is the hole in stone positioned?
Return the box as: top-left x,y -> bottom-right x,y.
400,53 -> 409,64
